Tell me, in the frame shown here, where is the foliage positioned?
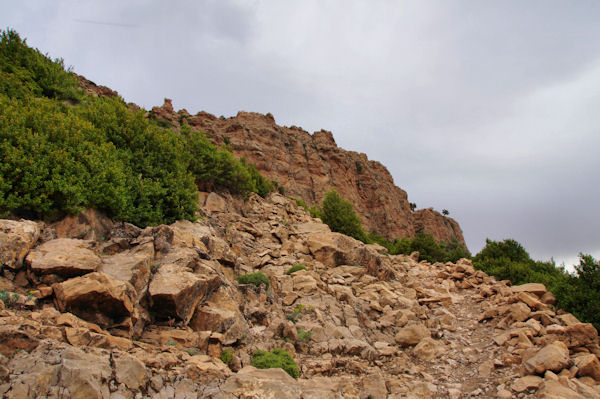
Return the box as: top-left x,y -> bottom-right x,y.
313,190 -> 367,243
366,232 -> 470,263
297,328 -> 313,343
286,264 -> 307,275
442,209 -> 449,216
251,348 -> 300,379
473,239 -> 600,330
0,29 -> 274,225
285,304 -> 305,323
292,198 -> 309,211
220,349 -> 234,364
409,202 -> 417,211
236,272 -> 270,288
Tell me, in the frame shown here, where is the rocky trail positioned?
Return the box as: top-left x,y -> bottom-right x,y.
0,192 -> 599,398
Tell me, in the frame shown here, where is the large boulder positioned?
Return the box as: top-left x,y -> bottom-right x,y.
0,219 -> 40,270
99,241 -> 153,298
112,350 -> 150,391
148,260 -> 222,324
511,283 -> 547,297
216,366 -> 302,398
395,322 -> 431,346
53,272 -> 136,329
7,342 -> 112,399
26,238 -> 101,277
523,341 -> 571,375
190,286 -> 249,345
306,232 -> 360,268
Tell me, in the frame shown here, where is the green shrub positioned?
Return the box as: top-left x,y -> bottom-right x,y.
286,264 -> 307,275
251,348 -> 300,378
220,349 -> 234,364
297,328 -> 312,343
314,190 -> 367,243
236,272 -> 270,288
0,28 -> 275,225
293,198 -> 308,211
473,239 -> 600,330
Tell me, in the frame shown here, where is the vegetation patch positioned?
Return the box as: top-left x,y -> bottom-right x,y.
297,328 -> 313,343
236,272 -> 270,288
220,349 -> 234,364
0,29 -> 274,226
473,239 -> 600,330
251,348 -> 300,378
286,264 -> 307,275
312,190 -> 367,243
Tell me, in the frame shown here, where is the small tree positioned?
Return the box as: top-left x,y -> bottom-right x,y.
316,190 -> 367,243
442,209 -> 449,216
409,202 -> 417,212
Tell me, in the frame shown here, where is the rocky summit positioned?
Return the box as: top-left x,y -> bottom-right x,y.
148,98 -> 464,245
0,192 -> 598,398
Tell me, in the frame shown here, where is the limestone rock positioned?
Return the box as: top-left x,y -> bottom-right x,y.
99,242 -> 153,298
395,322 -> 431,346
53,272 -> 136,329
149,260 -> 221,324
217,366 -> 301,398
511,283 -> 547,297
537,380 -> 586,399
413,337 -> 445,361
0,219 -> 40,270
524,341 -> 571,375
112,350 -> 149,391
184,355 -> 232,384
511,375 -> 543,392
26,238 -> 101,277
574,354 -> 600,381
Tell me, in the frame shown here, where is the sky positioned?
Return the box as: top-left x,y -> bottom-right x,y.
2,1 -> 599,268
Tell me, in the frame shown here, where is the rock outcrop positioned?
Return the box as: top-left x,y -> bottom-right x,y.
0,192 -> 597,398
150,99 -> 466,246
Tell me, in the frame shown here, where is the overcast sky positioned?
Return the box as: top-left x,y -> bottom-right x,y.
2,1 -> 599,267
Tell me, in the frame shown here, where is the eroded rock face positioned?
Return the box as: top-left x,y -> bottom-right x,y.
0,219 -> 40,270
150,102 -> 466,245
26,238 -> 101,277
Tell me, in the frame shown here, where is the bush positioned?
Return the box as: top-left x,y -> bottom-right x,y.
0,29 -> 274,225
314,190 -> 367,243
473,239 -> 600,330
236,272 -> 270,288
220,349 -> 233,364
286,264 -> 307,275
251,348 -> 300,378
297,328 -> 312,343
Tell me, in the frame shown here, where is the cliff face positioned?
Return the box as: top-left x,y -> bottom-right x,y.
151,100 -> 466,246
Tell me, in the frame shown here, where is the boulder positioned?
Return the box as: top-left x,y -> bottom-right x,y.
184,355 -> 232,384
50,209 -> 113,240
148,260 -> 221,324
53,272 -> 136,329
511,283 -> 547,297
524,341 -> 570,375
218,366 -> 302,398
563,323 -> 598,348
511,375 -> 543,393
306,232 -> 360,268
190,286 -> 249,345
413,337 -> 445,361
395,322 -> 431,346
536,380 -> 585,399
99,242 -> 153,298
574,354 -> 600,381
26,238 -> 101,277
0,219 -> 39,270
112,350 -> 150,390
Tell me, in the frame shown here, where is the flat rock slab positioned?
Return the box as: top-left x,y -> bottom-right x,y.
26,238 -> 101,277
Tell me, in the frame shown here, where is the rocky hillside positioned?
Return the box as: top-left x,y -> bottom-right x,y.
0,192 -> 598,398
148,98 -> 465,246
